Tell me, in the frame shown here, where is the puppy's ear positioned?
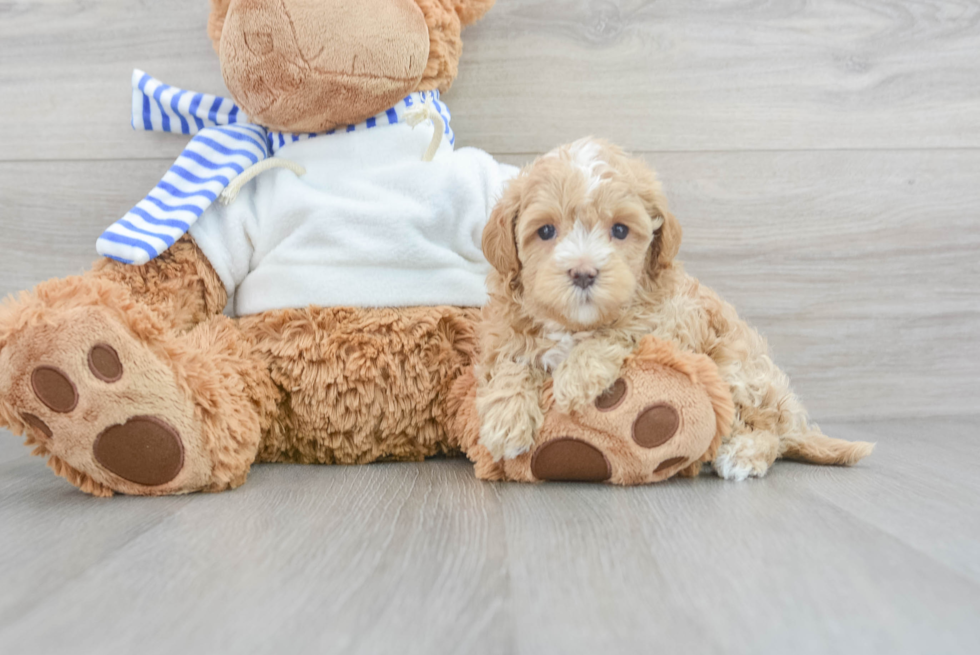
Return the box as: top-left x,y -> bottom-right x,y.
208,0 -> 234,52
483,174 -> 525,287
454,0 -> 496,26
627,156 -> 682,275
650,209 -> 682,271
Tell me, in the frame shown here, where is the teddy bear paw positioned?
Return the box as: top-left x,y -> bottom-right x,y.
488,340 -> 734,486
0,306 -> 211,495
527,378 -> 698,484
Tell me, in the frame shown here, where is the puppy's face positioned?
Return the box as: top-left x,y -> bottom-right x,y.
484,138 -> 682,331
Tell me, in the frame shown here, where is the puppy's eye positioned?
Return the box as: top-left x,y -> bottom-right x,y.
611,223 -> 630,240
537,225 -> 557,241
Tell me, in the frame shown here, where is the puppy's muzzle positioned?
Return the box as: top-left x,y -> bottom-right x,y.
569,268 -> 598,290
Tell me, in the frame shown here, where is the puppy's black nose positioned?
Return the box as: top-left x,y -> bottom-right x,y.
570,269 -> 597,289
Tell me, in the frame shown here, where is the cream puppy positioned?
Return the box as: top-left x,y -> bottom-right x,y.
475,138 -> 873,479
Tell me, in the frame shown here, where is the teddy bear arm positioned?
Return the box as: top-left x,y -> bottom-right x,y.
90,234 -> 227,331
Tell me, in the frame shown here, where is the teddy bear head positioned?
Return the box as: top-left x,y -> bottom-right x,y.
207,0 -> 495,133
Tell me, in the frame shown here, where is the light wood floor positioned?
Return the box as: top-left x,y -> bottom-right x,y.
1,419 -> 978,654
1,1 -> 978,653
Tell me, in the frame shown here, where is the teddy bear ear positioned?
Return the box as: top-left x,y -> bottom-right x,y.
454,0 -> 497,26
207,0 -> 234,52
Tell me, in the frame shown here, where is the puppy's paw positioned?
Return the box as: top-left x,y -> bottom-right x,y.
477,388 -> 543,461
552,366 -> 621,415
712,433 -> 778,481
479,414 -> 536,461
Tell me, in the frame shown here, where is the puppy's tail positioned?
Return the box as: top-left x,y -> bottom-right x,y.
781,432 -> 875,466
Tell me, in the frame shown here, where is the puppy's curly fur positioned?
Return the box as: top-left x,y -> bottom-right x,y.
476,138 -> 874,478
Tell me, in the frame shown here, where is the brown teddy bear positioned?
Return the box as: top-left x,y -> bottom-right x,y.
0,0 -> 733,495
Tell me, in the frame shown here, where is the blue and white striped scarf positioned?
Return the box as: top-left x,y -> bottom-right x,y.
97,70 -> 454,265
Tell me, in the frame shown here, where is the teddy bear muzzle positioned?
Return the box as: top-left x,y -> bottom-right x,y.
218,0 -> 430,133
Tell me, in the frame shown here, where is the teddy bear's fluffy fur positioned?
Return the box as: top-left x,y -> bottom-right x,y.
0,236 -> 480,495
476,138 -> 874,479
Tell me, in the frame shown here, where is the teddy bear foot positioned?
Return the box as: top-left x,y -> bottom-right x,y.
525,338 -> 734,485
0,290 -> 273,496
523,364 -> 723,485
529,399 -> 692,483
0,305 -> 208,495
453,337 -> 735,486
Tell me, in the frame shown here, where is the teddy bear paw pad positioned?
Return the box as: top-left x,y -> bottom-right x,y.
28,344 -> 122,416
21,412 -> 53,439
31,366 -> 79,413
632,403 -> 680,448
595,378 -> 628,411
94,417 -> 185,486
87,344 -> 124,382
531,437 -> 612,482
654,456 -> 689,473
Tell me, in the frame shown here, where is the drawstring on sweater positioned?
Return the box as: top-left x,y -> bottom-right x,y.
405,98 -> 445,162
219,99 -> 444,206
219,158 -> 308,205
